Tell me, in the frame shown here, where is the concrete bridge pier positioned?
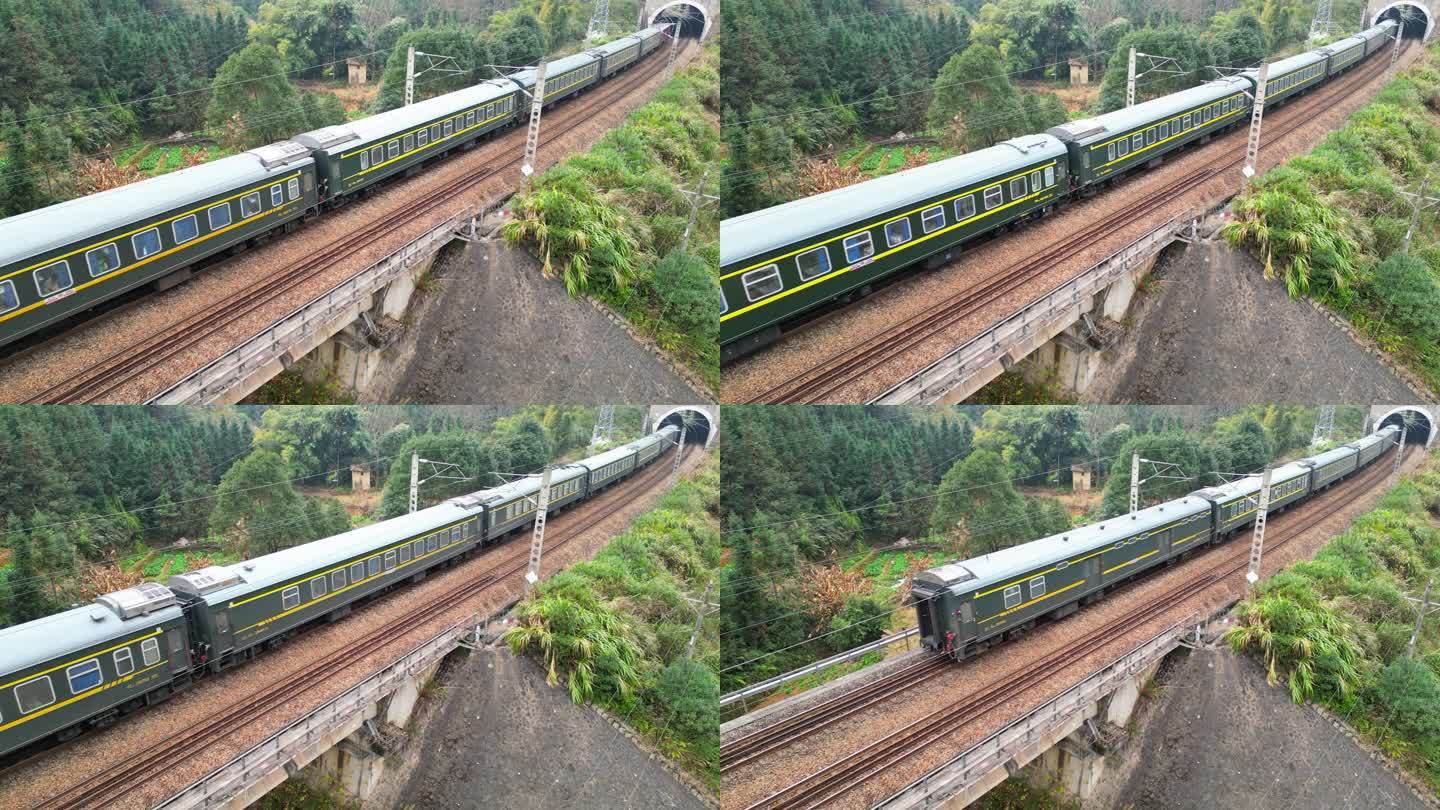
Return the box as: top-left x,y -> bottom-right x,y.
303,250 -> 435,394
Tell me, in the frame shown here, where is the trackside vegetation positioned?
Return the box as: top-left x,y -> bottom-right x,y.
505,451 -> 720,785
1226,449 -> 1440,792
1223,39 -> 1440,393
502,44 -> 721,392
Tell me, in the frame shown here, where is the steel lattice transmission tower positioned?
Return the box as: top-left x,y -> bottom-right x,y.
1311,405 -> 1336,446
591,404 -> 615,446
587,0 -> 610,41
1310,0 -> 1333,39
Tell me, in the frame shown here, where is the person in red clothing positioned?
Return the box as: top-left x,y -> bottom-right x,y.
944,630 -> 955,654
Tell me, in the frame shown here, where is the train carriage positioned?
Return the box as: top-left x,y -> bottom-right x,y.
167,499 -> 484,670
1352,424 -> 1400,466
1242,49 -> 1329,107
1048,76 -> 1251,189
635,25 -> 666,56
720,134 -> 1069,358
505,51 -> 602,109
0,585 -> 191,757
1325,34 -> 1368,76
632,425 -> 680,466
914,496 -> 1213,658
478,464 -> 589,537
580,445 -> 640,492
1299,445 -> 1359,490
1365,20 -> 1399,56
0,143 -> 318,349
1190,461 -> 1312,537
296,81 -> 519,202
591,35 -> 643,77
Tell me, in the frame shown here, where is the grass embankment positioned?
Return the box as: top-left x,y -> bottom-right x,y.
505,451 -> 720,787
1224,39 -> 1440,392
1227,449 -> 1440,792
502,44 -> 721,394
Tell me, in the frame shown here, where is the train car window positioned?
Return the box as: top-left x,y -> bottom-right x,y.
444,120 -> 454,136
450,526 -> 462,543
741,265 -> 782,302
1146,129 -> 1156,146
267,185 -> 281,207
173,214 -> 199,244
884,217 -> 911,247
719,287 -> 728,314
983,185 -> 1003,210
417,129 -> 429,147
466,111 -> 476,126
1045,165 -> 1056,188
1131,134 -> 1143,151
356,559 -> 370,580
331,569 -> 346,590
208,203 -> 233,230
15,676 -> 55,714
141,638 -> 161,666
240,192 -> 261,218
1010,177 -> 1027,199
1106,143 -> 1116,162
1029,171 -> 1042,192
113,647 -> 135,676
1029,575 -> 1046,597
842,232 -> 874,263
1159,122 -> 1169,139
66,659 -> 102,694
370,146 -> 384,167
427,536 -> 439,552
920,206 -> 945,234
281,586 -> 300,610
367,558 -> 380,577
288,178 -> 300,199
1117,139 -> 1129,157
431,125 -> 441,142
85,244 -> 120,279
360,151 -> 370,170
1003,585 -> 1022,609
400,545 -> 411,563
404,134 -> 415,152
388,142 -> 400,160
1183,113 -> 1192,130
35,260 -> 74,296
384,550 -> 397,570
956,196 -> 976,221
413,539 -> 426,557
0,280 -> 17,315
310,576 -> 327,599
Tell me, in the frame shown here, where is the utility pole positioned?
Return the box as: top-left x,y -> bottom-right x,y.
410,453 -> 468,513
524,466 -> 554,595
1126,48 -> 1182,107
1395,420 -> 1409,476
1311,405 -> 1336,446
1310,0 -> 1333,40
1126,47 -> 1137,107
587,0 -> 610,41
685,578 -> 715,658
638,0 -> 647,30
665,12 -> 684,77
1399,173 -> 1440,255
1242,63 -> 1270,188
1361,1 -> 1370,32
678,166 -> 718,253
1407,579 -> 1438,658
520,58 -> 548,187
1245,467 -> 1274,589
1130,452 -> 1141,513
405,48 -> 463,106
1391,17 -> 1404,69
672,423 -> 687,474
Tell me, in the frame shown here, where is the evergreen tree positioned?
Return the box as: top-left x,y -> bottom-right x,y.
204,44 -> 310,150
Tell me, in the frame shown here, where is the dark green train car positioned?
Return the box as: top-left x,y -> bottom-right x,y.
914,496 -> 1213,659
168,498 -> 484,670
504,51 -> 603,109
1190,460 -> 1312,537
296,81 -> 520,203
590,35 -> 643,78
1048,75 -> 1251,189
0,142 -> 318,350
719,134 -> 1069,360
479,463 -> 589,538
1300,444 -> 1360,491
580,444 -> 640,493
1241,49 -> 1328,108
0,584 -> 191,757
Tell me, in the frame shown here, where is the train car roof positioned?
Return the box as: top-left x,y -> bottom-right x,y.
1190,461 -> 1310,504
627,432 -> 665,450
657,424 -> 680,436
1300,444 -> 1359,468
1349,426 -> 1397,451
720,133 -> 1068,267
294,80 -> 516,153
505,50 -> 602,89
635,26 -> 665,40
590,35 -> 641,57
579,443 -> 640,470
1365,20 -> 1399,39
0,586 -> 183,679
0,146 -> 313,265
915,495 -> 1210,594
1242,47 -> 1328,83
1047,76 -> 1251,147
168,495 -> 487,607
1325,34 -> 1368,52
472,463 -> 588,505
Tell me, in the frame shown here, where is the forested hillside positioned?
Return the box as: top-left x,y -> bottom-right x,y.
721,405 -> 1366,697
722,0 -> 1372,216
0,404 -> 632,628
0,0 -> 633,216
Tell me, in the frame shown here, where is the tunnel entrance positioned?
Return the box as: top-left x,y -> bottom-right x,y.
1375,3 -> 1433,39
1376,407 -> 1434,446
651,2 -> 707,39
657,407 -> 712,446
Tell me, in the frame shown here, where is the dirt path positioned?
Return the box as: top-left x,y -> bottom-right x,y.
392,241 -> 700,402
1109,646 -> 1431,810
1089,234 -> 1422,402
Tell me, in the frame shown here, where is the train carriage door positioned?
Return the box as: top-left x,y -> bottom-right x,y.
167,627 -> 191,672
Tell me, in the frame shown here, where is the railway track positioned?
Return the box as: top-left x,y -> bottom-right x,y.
743,45 -> 1408,404
738,446 -> 1409,810
21,42 -> 692,404
27,444 -> 698,810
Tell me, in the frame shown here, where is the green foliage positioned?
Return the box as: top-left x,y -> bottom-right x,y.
928,44 -> 1032,151
652,250 -> 719,343
252,406 -> 372,485
1101,431 -> 1216,515
248,0 -> 366,78
209,450 -> 315,555
827,592 -> 892,651
205,44 -> 311,151
1226,590 -> 1365,703
1372,657 -> 1440,747
373,26 -> 489,113
653,657 -> 719,761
